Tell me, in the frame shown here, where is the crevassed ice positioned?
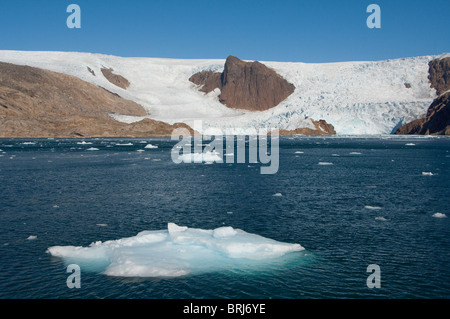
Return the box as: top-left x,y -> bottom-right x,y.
46,223 -> 304,278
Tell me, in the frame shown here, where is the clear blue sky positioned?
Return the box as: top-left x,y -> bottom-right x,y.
0,0 -> 449,62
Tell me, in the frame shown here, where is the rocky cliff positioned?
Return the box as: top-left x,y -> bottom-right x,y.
0,62 -> 193,138
428,56 -> 450,95
395,92 -> 450,135
190,55 -> 295,111
395,56 -> 450,135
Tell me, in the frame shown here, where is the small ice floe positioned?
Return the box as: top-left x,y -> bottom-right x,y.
432,213 -> 447,218
21,142 -> 36,145
365,206 -> 382,210
295,151 -> 304,154
53,205 -> 59,208
226,212 -> 233,215
405,143 -> 415,146
273,193 -> 283,197
27,236 -> 37,240
136,149 -> 145,152
86,147 -> 99,151
96,224 -> 108,227
116,143 -> 133,146
349,152 -> 362,155
422,172 -> 434,176
318,162 -> 333,165
144,144 -> 158,149
375,217 -> 389,221
331,154 -> 340,157
77,141 -> 92,145
152,159 -> 161,161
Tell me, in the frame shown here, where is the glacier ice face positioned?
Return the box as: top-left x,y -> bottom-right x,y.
46,223 -> 304,278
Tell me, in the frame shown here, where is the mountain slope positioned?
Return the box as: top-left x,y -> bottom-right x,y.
0,61 -> 193,138
0,50 -> 441,135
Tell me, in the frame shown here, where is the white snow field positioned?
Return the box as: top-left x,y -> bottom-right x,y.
0,50 -> 442,135
46,223 -> 304,277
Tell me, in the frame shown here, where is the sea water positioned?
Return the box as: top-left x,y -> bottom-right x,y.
0,136 -> 449,298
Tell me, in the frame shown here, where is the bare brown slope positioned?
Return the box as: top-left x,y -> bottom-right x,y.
189,55 -> 295,111
0,62 -> 193,138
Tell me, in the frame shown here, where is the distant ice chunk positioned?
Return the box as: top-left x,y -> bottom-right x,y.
365,206 -> 382,210
318,162 -> 333,165
116,143 -> 133,146
178,151 -> 222,163
422,172 -> 434,176
349,152 -> 362,155
405,143 -> 415,146
432,213 -> 447,218
144,144 -> 158,149
46,223 -> 304,278
295,151 -> 304,154
77,141 -> 92,145
273,193 -> 283,197
27,235 -> 37,240
86,147 -> 99,151
375,217 -> 389,221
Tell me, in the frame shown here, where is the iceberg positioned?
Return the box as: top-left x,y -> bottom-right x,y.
46,223 -> 304,278
178,151 -> 222,163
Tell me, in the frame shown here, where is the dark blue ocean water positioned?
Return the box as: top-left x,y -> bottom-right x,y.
0,136 -> 449,299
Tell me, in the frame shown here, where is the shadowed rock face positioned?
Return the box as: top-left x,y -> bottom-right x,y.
0,62 -> 194,138
395,92 -> 450,135
189,55 -> 295,111
428,57 -> 450,95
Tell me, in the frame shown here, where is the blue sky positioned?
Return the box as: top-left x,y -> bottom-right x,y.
0,0 -> 449,62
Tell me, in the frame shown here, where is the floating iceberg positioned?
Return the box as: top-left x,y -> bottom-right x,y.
46,223 -> 304,278
365,206 -> 382,210
144,144 -> 158,149
178,151 -> 222,163
432,213 -> 447,218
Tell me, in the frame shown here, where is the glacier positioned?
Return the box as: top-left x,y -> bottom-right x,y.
46,223 -> 304,277
0,50 -> 441,135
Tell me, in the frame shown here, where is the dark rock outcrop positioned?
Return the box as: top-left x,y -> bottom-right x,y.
395,92 -> 450,135
395,56 -> 450,135
0,62 -> 194,138
278,119 -> 336,135
101,67 -> 130,90
428,56 -> 450,95
189,55 -> 295,111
